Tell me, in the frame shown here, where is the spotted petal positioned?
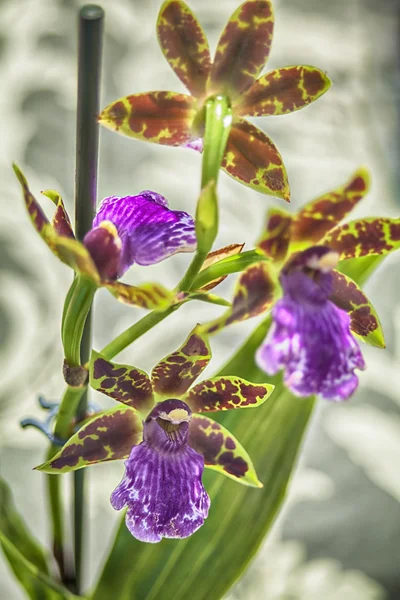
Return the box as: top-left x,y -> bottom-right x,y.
36,407 -> 143,474
321,217 -> 400,260
157,0 -> 211,98
13,165 -> 99,281
188,415 -> 262,487
41,189 -> 74,238
151,327 -> 211,398
208,0 -> 274,99
105,281 -> 174,310
330,271 -> 385,348
89,351 -> 155,413
234,66 -> 331,117
291,168 -> 371,246
186,377 -> 274,412
257,207 -> 293,261
99,92 -> 198,147
223,119 -> 289,200
200,262 -> 279,336
93,193 -> 196,276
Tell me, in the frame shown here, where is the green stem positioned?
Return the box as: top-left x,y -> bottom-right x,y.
45,446 -> 65,583
101,307 -> 175,360
178,95 -> 232,292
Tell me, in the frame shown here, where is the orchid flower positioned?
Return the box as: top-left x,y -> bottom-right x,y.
13,165 -> 196,310
199,168 -> 400,400
99,0 -> 331,200
36,328 -> 274,542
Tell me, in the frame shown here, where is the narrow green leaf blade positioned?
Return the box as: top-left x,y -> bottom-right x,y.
0,476 -> 49,574
193,249 -> 265,291
198,243 -> 244,291
0,534 -> 78,600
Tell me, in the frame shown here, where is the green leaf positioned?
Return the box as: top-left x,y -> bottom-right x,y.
105,280 -> 174,310
0,534 -> 78,600
234,66 -> 331,117
0,476 -> 49,575
178,290 -> 231,307
197,243 -> 244,291
193,249 -> 266,291
321,216 -> 400,260
151,327 -> 211,398
89,350 -> 155,412
36,406 -> 142,474
330,270 -> 385,348
188,415 -> 262,487
157,0 -> 211,98
98,91 -> 197,147
186,376 -> 274,412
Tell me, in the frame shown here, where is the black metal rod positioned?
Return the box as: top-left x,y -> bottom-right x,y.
73,5 -> 104,593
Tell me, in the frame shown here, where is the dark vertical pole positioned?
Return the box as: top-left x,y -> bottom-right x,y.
74,5 -> 104,593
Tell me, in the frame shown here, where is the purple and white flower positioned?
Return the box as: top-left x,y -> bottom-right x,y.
256,247 -> 366,401
83,191 -> 197,280
111,399 -> 210,543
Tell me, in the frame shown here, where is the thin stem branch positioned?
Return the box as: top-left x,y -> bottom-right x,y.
101,307 -> 175,360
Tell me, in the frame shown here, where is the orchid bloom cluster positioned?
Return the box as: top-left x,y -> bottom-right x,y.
13,0 -> 400,551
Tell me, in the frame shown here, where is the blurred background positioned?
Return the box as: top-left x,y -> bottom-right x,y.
0,0 -> 399,598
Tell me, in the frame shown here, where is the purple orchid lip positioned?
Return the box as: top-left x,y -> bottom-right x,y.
256,246 -> 365,402
111,399 -> 210,543
84,192 -> 197,280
